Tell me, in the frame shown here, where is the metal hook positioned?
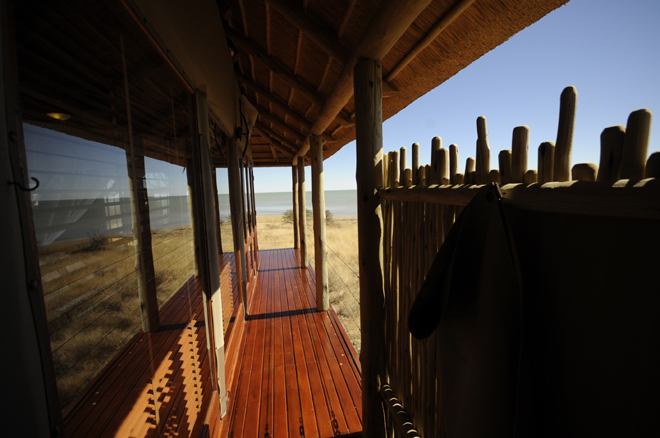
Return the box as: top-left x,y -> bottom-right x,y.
8,177 -> 40,192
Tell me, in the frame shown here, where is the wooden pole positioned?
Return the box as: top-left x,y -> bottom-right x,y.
465,157 -> 475,185
292,160 -> 299,249
449,144 -> 459,185
228,137 -> 248,317
195,89 -> 227,415
597,125 -> 625,182
212,168 -> 223,254
511,125 -> 529,183
646,152 -> 660,178
620,109 -> 652,180
476,116 -> 491,184
122,34 -> 159,333
554,86 -> 577,182
400,146 -> 407,186
499,149 -> 512,185
524,169 -> 538,184
297,158 -> 307,268
572,163 -> 598,181
354,58 -> 386,438
311,135 -> 329,311
412,142 -> 420,185
538,141 -> 555,184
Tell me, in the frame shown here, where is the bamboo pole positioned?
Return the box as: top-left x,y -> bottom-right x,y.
292,161 -> 299,249
538,141 -> 555,184
597,125 -> 625,182
620,109 -> 652,180
572,163 -> 598,181
311,135 -> 328,311
554,86 -> 578,181
297,158 -> 307,268
511,125 -> 529,183
354,59 -> 386,438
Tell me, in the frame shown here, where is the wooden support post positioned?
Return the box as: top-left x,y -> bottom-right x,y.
511,126 -> 529,183
125,140 -> 159,333
354,58 -> 386,438
193,90 -> 227,415
292,161 -> 300,249
297,158 -> 308,267
122,35 -> 159,333
228,137 -> 248,317
311,135 -> 329,311
212,168 -> 223,254
554,86 -> 577,182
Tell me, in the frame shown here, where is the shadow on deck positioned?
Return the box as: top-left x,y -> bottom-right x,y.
62,249 -> 362,437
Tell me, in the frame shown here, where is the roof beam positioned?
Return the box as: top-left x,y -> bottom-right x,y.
237,72 -> 312,131
295,0 -> 433,159
254,121 -> 299,154
254,105 -> 306,145
386,0 -> 476,82
238,73 -> 336,143
267,0 -> 350,64
338,0 -> 357,38
227,27 -> 355,127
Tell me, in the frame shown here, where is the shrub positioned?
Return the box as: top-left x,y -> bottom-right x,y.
282,208 -> 333,225
75,229 -> 108,253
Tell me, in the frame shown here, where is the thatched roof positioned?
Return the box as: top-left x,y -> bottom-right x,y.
14,0 -> 570,168
228,0 -> 570,166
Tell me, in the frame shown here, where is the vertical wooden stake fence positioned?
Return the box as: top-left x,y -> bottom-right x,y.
554,86 -> 577,181
354,58 -> 386,438
311,134 -> 329,311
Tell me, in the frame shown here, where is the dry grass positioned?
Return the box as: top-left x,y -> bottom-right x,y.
38,226 -> 195,408
256,214 -> 361,353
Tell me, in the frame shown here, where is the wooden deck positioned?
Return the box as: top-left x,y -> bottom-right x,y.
63,276 -> 212,438
62,248 -> 361,437
221,249 -> 363,438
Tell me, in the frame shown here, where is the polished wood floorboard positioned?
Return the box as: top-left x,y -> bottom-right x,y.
221,249 -> 362,438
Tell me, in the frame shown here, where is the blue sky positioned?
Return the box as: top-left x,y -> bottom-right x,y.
253,0 -> 660,193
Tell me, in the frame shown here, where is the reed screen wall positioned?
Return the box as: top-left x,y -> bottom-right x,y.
379,87 -> 659,437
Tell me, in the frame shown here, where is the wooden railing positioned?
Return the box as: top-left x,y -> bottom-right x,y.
378,89 -> 658,437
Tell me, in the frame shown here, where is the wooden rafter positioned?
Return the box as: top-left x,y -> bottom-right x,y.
270,144 -> 279,161
294,30 -> 303,75
255,105 -> 306,144
226,26 -> 354,127
265,1 -> 271,55
386,0 -> 477,82
338,0 -> 357,38
295,0 -> 433,159
237,72 -> 312,131
267,0 -> 350,64
317,57 -> 332,92
254,122 -> 298,154
238,0 -> 248,37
